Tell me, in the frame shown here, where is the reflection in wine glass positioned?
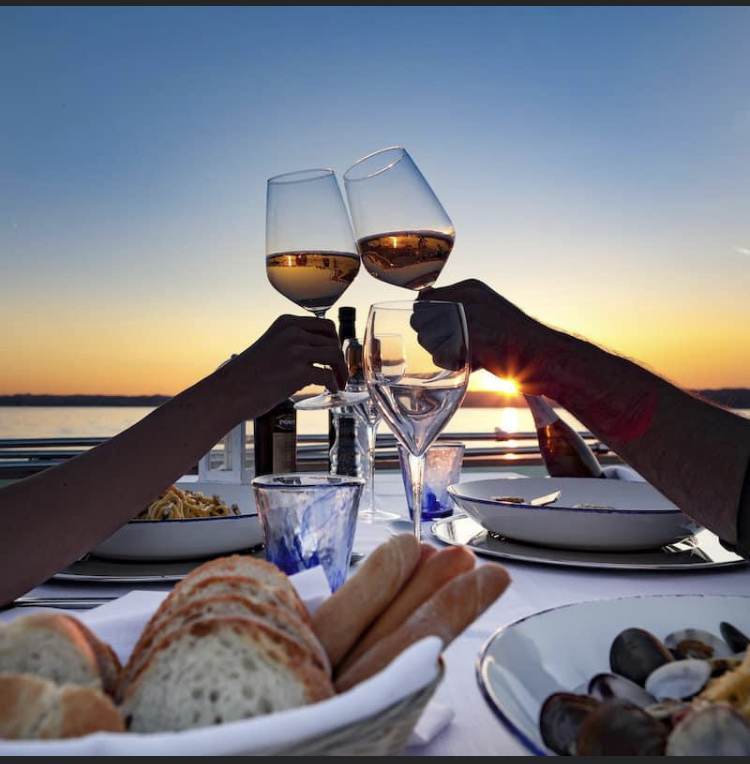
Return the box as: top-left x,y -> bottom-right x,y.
265,168 -> 368,411
344,147 -> 454,292
364,301 -> 470,540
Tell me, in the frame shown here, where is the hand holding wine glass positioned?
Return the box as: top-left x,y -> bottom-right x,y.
265,168 -> 367,410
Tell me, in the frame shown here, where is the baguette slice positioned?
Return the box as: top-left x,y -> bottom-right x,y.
0,614 -> 102,690
339,545 -> 476,673
176,555 -> 307,621
336,563 -> 510,692
118,593 -> 329,699
62,617 -> 122,696
0,674 -> 124,739
121,618 -> 333,733
312,534 -> 421,668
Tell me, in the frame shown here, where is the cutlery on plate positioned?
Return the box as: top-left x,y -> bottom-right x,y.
491,490 -> 562,507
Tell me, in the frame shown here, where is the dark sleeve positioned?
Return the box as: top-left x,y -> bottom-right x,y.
719,458 -> 750,560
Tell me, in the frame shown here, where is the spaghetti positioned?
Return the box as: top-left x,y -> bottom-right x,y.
136,486 -> 240,521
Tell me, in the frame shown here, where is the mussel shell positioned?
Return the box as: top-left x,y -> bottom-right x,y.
664,628 -> 733,660
610,628 -> 674,686
720,621 -> 750,654
645,699 -> 692,725
540,693 -> 600,755
645,659 -> 711,701
666,705 -> 750,756
575,699 -> 669,756
588,672 -> 655,709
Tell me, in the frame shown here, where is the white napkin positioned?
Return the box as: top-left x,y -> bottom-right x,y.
0,567 -> 445,756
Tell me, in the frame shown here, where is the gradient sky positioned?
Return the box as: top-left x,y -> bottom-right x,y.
2,6 -> 749,396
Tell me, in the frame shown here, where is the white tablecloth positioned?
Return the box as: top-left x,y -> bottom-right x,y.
5,470 -> 750,756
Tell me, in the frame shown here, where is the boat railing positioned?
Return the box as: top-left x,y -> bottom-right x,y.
0,432 -> 616,479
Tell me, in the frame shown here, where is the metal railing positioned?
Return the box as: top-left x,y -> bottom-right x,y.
0,432 -> 616,479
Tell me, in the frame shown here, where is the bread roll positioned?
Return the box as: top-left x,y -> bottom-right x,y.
339,545 -> 475,672
312,534 -> 421,668
0,674 -> 124,739
336,563 -> 510,692
121,618 -> 333,733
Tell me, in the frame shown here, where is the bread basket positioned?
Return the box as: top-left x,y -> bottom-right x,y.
258,663 -> 443,756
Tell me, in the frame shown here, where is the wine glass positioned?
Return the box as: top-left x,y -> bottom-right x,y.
343,147 -> 454,292
266,168 -> 368,410
342,337 -> 399,523
364,301 -> 470,539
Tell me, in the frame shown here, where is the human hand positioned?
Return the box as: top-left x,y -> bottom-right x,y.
219,315 -> 347,420
416,279 -> 549,389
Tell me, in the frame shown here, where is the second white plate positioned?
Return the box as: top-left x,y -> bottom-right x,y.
448,477 -> 700,551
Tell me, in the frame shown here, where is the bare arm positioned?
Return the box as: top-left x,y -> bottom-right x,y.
420,280 -> 750,551
0,316 -> 347,605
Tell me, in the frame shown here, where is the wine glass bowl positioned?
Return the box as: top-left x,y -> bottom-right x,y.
344,147 -> 455,291
364,301 -> 470,539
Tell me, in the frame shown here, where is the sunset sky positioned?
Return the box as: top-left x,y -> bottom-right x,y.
2,7 -> 749,397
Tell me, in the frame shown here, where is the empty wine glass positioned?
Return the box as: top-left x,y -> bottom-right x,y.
344,147 -> 455,292
266,168 -> 368,411
364,301 -> 470,539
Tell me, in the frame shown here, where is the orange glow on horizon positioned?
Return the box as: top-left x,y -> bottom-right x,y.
470,370 -> 519,395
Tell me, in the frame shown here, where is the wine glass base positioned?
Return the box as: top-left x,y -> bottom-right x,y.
358,507 -> 401,523
295,390 -> 370,411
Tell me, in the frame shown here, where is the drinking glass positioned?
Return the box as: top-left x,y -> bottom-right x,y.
344,147 -> 455,292
342,337 -> 399,523
266,168 -> 368,410
364,301 -> 470,539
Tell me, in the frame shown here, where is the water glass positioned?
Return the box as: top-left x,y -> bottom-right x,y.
252,474 -> 363,591
398,442 -> 465,520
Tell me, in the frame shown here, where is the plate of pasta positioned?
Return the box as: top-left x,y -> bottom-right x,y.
90,480 -> 263,561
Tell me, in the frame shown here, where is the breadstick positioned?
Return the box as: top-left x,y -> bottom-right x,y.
312,534 -> 421,668
338,545 -> 475,673
335,563 -> 510,692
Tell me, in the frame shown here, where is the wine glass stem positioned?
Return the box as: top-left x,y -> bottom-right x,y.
408,452 -> 425,541
363,422 -> 376,514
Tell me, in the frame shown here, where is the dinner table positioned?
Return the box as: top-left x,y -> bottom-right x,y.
3,468 -> 749,756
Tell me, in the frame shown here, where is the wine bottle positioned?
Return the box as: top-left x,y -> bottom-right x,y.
328,307 -> 357,472
254,398 -> 297,477
525,394 -> 604,478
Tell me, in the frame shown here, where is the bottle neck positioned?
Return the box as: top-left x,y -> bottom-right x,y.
524,394 -> 560,429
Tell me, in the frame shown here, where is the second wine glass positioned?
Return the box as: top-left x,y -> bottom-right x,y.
265,168 -> 367,410
344,147 -> 455,292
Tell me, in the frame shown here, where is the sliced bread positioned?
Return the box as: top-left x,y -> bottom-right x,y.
121,617 -> 334,733
0,674 -> 124,739
0,614 -> 102,691
118,594 -> 329,700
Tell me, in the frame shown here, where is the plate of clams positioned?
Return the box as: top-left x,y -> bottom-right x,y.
477,595 -> 750,755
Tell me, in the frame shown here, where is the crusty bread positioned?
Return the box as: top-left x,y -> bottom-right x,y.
175,555 -> 307,620
0,614 -> 102,691
339,545 -> 476,672
0,674 -> 124,739
312,534 -> 421,668
118,594 -> 329,699
61,617 -> 122,696
336,563 -> 511,692
121,618 -> 334,733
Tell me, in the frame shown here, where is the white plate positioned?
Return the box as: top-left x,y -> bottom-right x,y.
477,594 -> 750,755
90,481 -> 263,561
448,478 -> 700,551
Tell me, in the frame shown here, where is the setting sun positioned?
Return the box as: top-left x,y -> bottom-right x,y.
470,370 -> 519,394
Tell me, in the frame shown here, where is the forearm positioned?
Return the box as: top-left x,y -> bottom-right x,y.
0,371 -> 239,605
533,327 -> 750,545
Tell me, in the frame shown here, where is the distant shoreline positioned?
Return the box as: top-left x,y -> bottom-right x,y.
2,389 -> 750,408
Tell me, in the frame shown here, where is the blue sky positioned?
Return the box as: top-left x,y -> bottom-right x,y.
1,7 -> 749,394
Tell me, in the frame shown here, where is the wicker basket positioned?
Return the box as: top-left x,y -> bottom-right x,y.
257,664 -> 444,756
